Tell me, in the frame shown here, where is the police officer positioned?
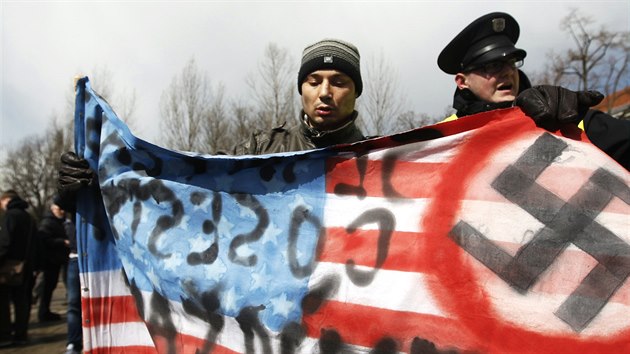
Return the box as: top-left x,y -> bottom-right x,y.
438,12 -> 531,118
437,12 -> 630,169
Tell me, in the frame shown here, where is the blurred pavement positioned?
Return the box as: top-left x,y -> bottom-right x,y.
1,279 -> 69,354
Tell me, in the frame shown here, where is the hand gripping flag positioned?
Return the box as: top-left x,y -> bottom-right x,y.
74,77 -> 630,354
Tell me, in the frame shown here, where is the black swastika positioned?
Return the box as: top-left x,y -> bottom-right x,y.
449,133 -> 630,332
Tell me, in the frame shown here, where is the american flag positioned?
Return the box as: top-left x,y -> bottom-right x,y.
74,78 -> 630,354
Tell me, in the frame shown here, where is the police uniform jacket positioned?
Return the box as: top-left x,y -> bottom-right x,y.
581,110 -> 630,169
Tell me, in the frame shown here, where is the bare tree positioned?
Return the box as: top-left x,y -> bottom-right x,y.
359,51 -> 410,136
246,43 -> 297,129
227,99 -> 256,151
47,67 -> 138,149
0,67 -> 138,219
534,8 -> 630,112
159,58 -> 225,152
392,111 -> 422,133
0,121 -> 72,220
393,109 -> 450,133
200,83 -> 233,154
0,67 -> 135,219
89,66 -> 138,130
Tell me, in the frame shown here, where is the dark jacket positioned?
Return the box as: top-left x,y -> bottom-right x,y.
233,111 -> 366,155
64,218 -> 77,255
0,197 -> 35,264
37,211 -> 69,267
452,70 -> 532,118
582,110 -> 630,170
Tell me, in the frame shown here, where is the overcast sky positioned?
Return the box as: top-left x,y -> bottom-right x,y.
1,1 -> 629,153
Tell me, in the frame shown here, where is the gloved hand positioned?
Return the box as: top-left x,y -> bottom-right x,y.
515,85 -> 604,131
58,151 -> 95,194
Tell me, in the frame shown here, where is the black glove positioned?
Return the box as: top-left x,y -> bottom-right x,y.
58,151 -> 95,194
515,85 -> 604,131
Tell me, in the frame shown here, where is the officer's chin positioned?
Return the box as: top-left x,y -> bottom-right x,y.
493,92 -> 517,103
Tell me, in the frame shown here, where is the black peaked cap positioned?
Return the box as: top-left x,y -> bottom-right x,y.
438,12 -> 527,74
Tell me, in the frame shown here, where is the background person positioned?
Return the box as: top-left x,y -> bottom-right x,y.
0,190 -> 35,347
36,196 -> 70,323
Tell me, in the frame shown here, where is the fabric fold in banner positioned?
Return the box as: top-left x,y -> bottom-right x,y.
74,77 -> 630,354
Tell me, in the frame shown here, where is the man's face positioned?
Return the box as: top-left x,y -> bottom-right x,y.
455,58 -> 521,103
0,197 -> 9,211
51,204 -> 65,219
301,70 -> 357,131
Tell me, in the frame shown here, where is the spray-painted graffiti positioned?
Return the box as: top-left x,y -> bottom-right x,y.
449,133 -> 630,332
95,132 -> 463,352
78,81 -> 629,353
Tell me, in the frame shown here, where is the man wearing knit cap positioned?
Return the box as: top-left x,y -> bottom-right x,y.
233,38 -> 366,155
58,38 -> 367,197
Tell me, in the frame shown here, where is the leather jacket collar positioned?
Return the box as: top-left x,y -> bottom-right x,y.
298,111 -> 364,147
453,69 -> 532,118
453,88 -> 514,117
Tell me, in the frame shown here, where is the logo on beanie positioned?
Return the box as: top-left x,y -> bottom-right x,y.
492,18 -> 505,32
324,55 -> 333,63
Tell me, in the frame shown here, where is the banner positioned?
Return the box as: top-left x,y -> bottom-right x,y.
74,77 -> 630,354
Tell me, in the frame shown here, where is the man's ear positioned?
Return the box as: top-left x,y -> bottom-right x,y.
455,73 -> 468,90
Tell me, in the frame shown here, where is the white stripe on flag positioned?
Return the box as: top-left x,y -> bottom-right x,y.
311,261 -> 446,317
360,133 -> 467,163
324,195 -> 430,233
83,322 -> 155,352
84,268 -> 129,298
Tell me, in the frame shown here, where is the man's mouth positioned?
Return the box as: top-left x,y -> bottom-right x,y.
316,106 -> 334,116
497,83 -> 513,92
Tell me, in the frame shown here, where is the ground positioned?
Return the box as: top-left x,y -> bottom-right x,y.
3,280 -> 69,354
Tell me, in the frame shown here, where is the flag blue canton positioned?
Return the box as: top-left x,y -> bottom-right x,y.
81,78 -> 333,332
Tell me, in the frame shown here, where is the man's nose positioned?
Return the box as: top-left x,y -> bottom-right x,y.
319,81 -> 332,98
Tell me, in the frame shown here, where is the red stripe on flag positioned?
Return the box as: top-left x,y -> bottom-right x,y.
83,296 -> 240,354
321,228 -> 630,306
320,227 -> 433,273
83,295 -> 142,327
302,299 -> 483,352
85,346 -> 157,354
150,330 -> 240,354
326,158 -> 444,199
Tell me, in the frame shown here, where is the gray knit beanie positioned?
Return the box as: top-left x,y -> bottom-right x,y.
297,38 -> 362,97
